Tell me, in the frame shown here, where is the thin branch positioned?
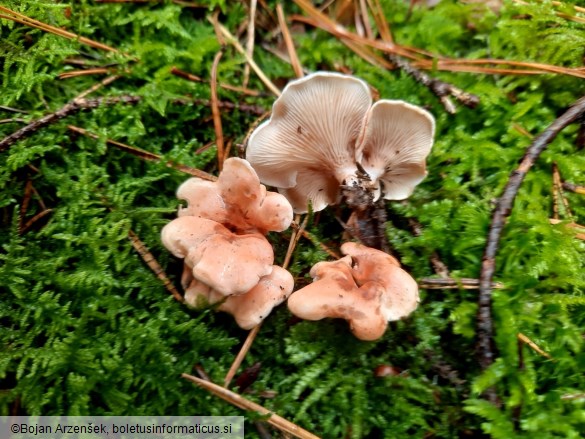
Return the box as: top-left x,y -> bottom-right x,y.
170,67 -> 263,96
128,230 -> 184,303
0,75 -> 122,151
213,20 -> 282,96
562,182 -> 585,195
243,0 -> 258,87
299,229 -> 341,259
477,95 -> 585,403
386,53 -> 480,113
0,105 -> 29,114
276,4 -> 304,78
182,374 -> 320,439
0,6 -> 121,53
517,333 -> 553,360
223,324 -> 262,388
20,209 -> 53,234
58,68 -> 113,79
67,125 -> 216,181
0,118 -> 27,125
0,95 -> 137,152
210,50 -> 226,170
419,277 -> 504,290
223,214 -> 307,389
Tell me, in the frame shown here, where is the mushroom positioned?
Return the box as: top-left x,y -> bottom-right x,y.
287,242 -> 419,341
176,157 -> 293,234
246,72 -> 435,213
184,267 -> 294,330
218,266 -> 294,329
161,215 -> 274,296
355,100 -> 434,201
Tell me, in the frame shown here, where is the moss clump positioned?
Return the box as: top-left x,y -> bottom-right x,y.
1,1 -> 584,437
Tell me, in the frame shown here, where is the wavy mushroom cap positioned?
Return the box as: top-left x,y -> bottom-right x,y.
246,72 -> 373,213
287,257 -> 389,341
176,157 -> 293,234
161,216 -> 274,296
355,100 -> 435,200
288,243 -> 420,340
218,266 -> 294,329
340,242 -> 420,321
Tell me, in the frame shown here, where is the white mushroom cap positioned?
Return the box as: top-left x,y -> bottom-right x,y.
246,72 -> 372,213
355,100 -> 435,200
161,216 -> 274,296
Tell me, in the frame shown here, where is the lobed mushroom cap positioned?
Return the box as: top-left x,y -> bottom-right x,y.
177,178 -> 227,222
176,157 -> 293,234
183,266 -> 294,330
161,215 -> 274,296
288,243 -> 420,340
355,100 -> 435,201
341,242 -> 420,321
287,257 -> 389,340
246,72 -> 372,213
218,265 -> 294,329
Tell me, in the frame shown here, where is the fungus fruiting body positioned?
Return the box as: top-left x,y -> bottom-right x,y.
161,157 -> 294,328
183,265 -> 294,330
287,242 -> 419,341
246,71 -> 435,213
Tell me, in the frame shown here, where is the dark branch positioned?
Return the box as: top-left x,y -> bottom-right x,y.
477,95 -> 585,403
0,95 -> 266,153
0,96 -> 140,152
385,53 -> 480,114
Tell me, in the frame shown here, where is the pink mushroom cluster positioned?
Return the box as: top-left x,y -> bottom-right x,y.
161,157 -> 294,329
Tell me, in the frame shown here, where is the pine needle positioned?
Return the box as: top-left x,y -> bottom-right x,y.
182,373 -> 321,439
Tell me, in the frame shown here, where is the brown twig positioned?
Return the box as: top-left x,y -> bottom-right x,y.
128,230 -> 184,303
67,125 -> 216,181
386,53 -> 480,113
0,6 -> 121,53
419,277 -> 504,290
0,105 -> 29,114
243,0 -> 258,87
0,75 -> 127,151
170,67 -> 263,96
0,118 -> 27,125
20,209 -> 54,235
223,324 -> 262,388
182,373 -> 321,439
223,214 -> 307,388
477,95 -> 585,403
552,162 -> 573,220
299,229 -> 341,259
562,182 -> 585,195
276,4 -> 304,78
210,51 -> 226,171
517,333 -> 553,360
58,68 -> 113,79
213,20 -> 282,96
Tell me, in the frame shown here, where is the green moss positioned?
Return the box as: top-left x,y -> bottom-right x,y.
1,0 -> 584,437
